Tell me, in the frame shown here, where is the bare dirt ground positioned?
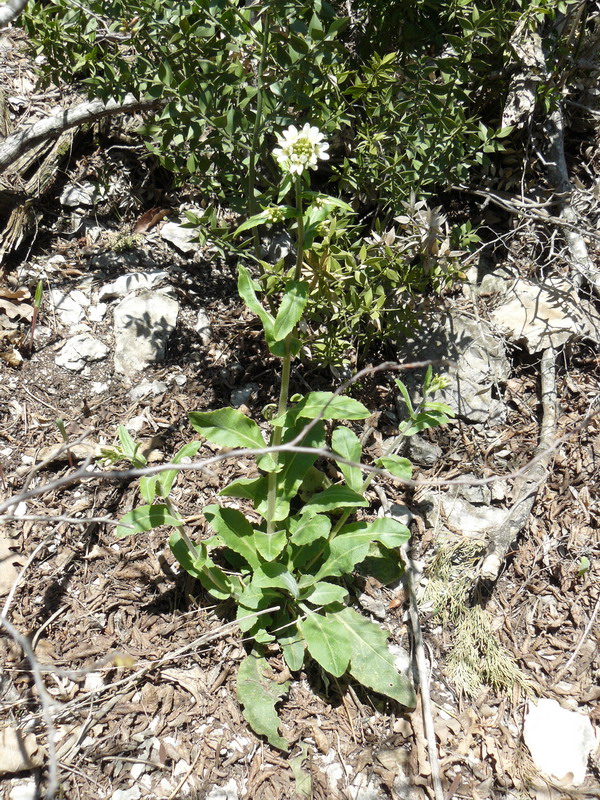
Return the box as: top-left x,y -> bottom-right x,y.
1,22 -> 599,800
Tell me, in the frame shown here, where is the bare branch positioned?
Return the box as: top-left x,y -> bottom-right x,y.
0,93 -> 161,173
0,615 -> 59,799
0,0 -> 28,28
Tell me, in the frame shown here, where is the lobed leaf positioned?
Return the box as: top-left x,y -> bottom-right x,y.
237,652 -> 289,751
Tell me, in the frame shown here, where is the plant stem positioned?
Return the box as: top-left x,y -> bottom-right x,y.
294,175 -> 304,281
266,177 -> 305,534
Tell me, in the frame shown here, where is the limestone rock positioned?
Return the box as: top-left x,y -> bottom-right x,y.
524,698 -> 597,786
55,333 -> 109,372
491,277 -> 600,352
397,312 -> 510,424
113,290 -> 179,376
161,221 -> 200,254
98,271 -> 169,301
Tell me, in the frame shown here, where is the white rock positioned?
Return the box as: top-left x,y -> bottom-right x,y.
491,277 -> 600,353
195,308 -> 212,345
98,271 -> 169,301
397,312 -> 510,424
49,288 -> 90,325
124,415 -> 146,433
205,778 -> 239,800
110,787 -> 141,800
55,334 -> 109,372
128,380 -> 168,401
524,698 -> 597,786
113,290 -> 179,376
88,303 -> 108,322
161,221 -> 200,254
9,779 -> 38,800
60,182 -> 101,207
418,491 -> 504,540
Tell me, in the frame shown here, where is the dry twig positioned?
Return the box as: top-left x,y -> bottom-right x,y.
478,347 -> 557,582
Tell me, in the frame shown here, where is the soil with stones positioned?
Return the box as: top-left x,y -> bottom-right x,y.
1,22 -> 599,800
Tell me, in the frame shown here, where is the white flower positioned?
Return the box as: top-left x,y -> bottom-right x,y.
273,123 -> 329,175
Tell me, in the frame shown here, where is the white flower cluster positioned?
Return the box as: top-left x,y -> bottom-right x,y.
273,123 -> 329,175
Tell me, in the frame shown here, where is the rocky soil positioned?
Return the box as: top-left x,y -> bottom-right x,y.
1,20 -> 599,800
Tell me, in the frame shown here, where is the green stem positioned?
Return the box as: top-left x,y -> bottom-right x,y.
248,10 -> 270,257
294,176 -> 304,281
266,177 -> 305,534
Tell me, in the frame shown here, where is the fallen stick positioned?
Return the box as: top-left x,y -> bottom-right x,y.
478,347 -> 557,582
0,93 -> 161,173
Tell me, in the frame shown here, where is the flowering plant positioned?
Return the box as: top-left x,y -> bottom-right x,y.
117,124 -> 444,751
272,123 -> 330,175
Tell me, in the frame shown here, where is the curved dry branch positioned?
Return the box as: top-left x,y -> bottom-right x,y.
0,0 -> 28,28
0,93 -> 161,173
478,347 -> 557,582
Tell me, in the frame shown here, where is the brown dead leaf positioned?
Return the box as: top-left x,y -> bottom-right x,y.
0,347 -> 23,368
163,667 -> 206,706
0,534 -> 24,596
0,286 -> 30,302
0,286 -> 33,320
133,207 -> 171,233
0,728 -> 44,774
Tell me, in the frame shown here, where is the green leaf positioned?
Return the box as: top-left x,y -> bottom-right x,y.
301,485 -> 368,516
189,407 -> 266,450
279,625 -> 306,672
302,191 -> 354,213
116,504 -> 181,538
220,476 -> 268,502
237,264 -> 275,336
278,421 -> 326,501
203,505 -> 261,570
273,281 -> 309,340
220,476 -> 290,521
376,455 -> 413,481
335,607 -> 416,707
331,427 -> 363,491
117,425 -> 146,467
299,611 -> 351,677
395,380 -> 414,417
295,392 -> 370,421
252,563 -> 300,598
233,210 -> 271,235
169,529 -> 201,578
314,518 -> 410,580
189,408 -> 276,471
169,534 -> 236,600
237,652 -> 289,750
141,441 -> 202,503
289,513 -> 331,545
304,581 -> 348,606
253,529 -> 287,561
357,542 -> 404,585
237,584 -> 280,631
